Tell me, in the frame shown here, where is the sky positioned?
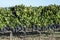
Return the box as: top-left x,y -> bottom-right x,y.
0,0 -> 60,7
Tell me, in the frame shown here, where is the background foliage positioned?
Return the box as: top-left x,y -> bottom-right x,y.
0,4 -> 60,29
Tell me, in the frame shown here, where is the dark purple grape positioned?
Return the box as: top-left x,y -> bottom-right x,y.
13,25 -> 22,32
41,26 -> 46,31
2,27 -> 7,32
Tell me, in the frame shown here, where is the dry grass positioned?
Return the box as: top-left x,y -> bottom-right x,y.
0,34 -> 60,40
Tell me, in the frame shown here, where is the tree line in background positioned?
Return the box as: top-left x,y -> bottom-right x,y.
0,4 -> 60,32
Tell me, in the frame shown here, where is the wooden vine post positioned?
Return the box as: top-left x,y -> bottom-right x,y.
10,31 -> 13,40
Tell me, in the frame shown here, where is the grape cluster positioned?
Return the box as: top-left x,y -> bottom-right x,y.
0,24 -> 60,33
